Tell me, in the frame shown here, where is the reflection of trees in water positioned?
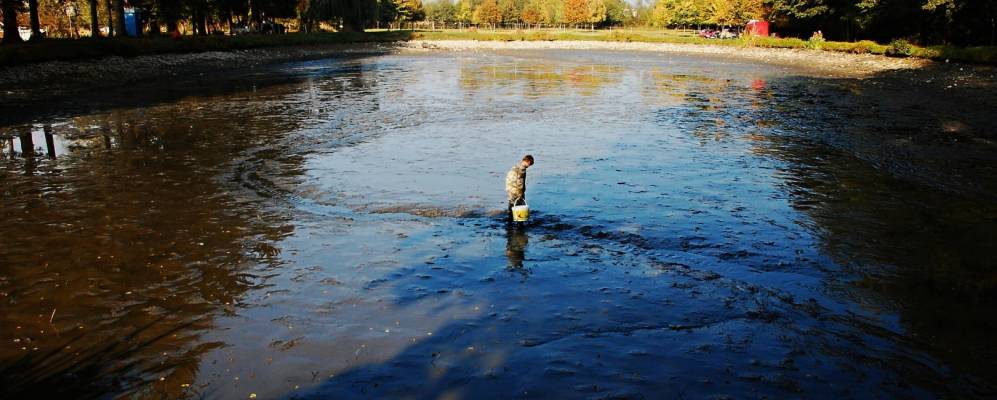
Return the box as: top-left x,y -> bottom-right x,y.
0,83 -> 329,397
459,62 -> 623,98
747,73 -> 997,385
646,72 -> 769,144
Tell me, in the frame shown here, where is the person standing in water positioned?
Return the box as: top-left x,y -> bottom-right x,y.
505,154 -> 534,221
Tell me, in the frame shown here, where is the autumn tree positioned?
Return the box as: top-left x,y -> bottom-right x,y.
426,0 -> 457,25
650,0 -> 672,27
395,0 -> 426,25
539,0 -> 561,24
603,0 -> 628,26
497,0 -> 520,24
472,0 -> 500,26
562,0 -> 587,26
586,0 -> 605,29
456,0 -> 474,24
653,0 -> 705,27
521,0 -> 542,26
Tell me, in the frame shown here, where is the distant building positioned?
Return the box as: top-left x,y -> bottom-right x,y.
745,20 -> 769,37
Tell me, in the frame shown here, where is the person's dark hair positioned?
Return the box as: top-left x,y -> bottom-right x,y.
523,155 -> 534,165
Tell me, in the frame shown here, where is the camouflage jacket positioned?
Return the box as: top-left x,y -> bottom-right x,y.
505,164 -> 527,202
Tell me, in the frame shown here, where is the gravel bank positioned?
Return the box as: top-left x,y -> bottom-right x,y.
399,40 -> 930,76
1,39 -> 926,91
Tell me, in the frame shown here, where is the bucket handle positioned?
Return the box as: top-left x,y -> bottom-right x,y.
512,197 -> 526,206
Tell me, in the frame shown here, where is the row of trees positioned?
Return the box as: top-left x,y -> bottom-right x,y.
764,0 -> 996,45
3,0 -> 995,45
650,0 -> 762,28
0,0 -> 426,42
423,0 -> 630,28
422,0 -> 996,45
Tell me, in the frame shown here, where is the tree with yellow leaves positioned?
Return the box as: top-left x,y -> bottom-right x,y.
587,0 -> 607,29
706,0 -> 760,27
473,0 -> 502,26
651,0 -> 706,28
564,0 -> 604,28
522,0 -> 544,26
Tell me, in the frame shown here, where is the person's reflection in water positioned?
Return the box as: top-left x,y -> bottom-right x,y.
505,226 -> 530,277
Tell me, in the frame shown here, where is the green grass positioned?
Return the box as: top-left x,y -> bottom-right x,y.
2,28 -> 996,67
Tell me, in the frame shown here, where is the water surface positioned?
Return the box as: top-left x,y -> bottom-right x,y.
2,50 -> 996,399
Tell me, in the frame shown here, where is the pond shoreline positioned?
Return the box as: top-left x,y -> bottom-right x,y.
0,39 -> 945,102
2,39 -> 994,130
400,39 -> 930,76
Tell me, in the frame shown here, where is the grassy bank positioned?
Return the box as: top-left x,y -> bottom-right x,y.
2,28 -> 995,67
410,29 -> 997,64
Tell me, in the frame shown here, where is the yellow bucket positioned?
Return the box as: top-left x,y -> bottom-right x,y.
512,204 -> 529,222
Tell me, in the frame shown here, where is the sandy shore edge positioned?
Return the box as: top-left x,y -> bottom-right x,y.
398,40 -> 929,75
0,39 -> 930,89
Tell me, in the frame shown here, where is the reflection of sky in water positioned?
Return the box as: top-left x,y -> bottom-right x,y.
6,127 -> 70,156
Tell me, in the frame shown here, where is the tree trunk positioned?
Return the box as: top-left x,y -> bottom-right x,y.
114,0 -> 127,36
197,12 -> 207,35
28,0 -> 42,39
1,0 -> 23,44
90,0 -> 101,37
105,0 -> 114,36
149,18 -> 160,35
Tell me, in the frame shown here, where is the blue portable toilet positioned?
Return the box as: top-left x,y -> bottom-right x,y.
124,7 -> 140,36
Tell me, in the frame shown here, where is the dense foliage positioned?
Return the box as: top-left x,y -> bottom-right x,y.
419,0 -> 997,45
1,0 -> 994,46
0,0 -> 423,40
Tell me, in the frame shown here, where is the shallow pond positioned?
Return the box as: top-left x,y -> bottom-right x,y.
2,50 -> 996,399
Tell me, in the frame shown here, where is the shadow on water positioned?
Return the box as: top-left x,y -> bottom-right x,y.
743,62 -> 997,387
0,317 -> 196,398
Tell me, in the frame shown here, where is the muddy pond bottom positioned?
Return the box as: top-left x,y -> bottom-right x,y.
2,50 -> 996,399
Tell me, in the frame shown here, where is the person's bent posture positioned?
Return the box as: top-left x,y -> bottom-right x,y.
505,155 -> 534,221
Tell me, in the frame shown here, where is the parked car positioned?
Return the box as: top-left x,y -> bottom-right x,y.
230,24 -> 251,35
698,28 -> 739,39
